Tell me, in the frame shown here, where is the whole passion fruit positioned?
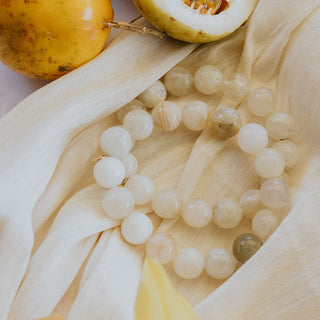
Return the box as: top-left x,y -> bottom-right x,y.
134,0 -> 257,43
0,0 -> 113,79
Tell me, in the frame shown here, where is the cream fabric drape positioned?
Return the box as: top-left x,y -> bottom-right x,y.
1,0 -> 320,319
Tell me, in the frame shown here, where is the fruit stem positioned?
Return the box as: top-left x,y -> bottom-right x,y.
105,20 -> 167,39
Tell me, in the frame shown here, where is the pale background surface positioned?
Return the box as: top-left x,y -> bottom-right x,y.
0,0 -> 140,118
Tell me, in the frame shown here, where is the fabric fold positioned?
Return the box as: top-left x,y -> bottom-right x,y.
0,29 -> 195,319
9,185 -> 117,320
67,230 -> 143,320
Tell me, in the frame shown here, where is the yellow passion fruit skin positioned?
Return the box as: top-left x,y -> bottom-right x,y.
0,0 -> 113,79
134,0 -> 257,43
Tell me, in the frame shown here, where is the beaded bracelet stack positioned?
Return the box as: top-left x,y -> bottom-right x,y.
93,64 -> 298,281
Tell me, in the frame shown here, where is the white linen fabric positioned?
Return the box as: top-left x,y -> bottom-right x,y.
0,0 -> 320,319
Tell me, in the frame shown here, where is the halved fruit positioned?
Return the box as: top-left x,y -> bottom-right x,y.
134,0 -> 257,43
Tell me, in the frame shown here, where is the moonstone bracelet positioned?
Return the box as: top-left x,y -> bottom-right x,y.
93,65 -> 298,281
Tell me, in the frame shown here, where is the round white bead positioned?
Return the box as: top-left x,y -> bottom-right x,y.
273,140 -> 299,170
260,171 -> 290,188
194,65 -> 223,95
205,248 -> 237,280
138,80 -> 167,108
260,178 -> 290,209
117,99 -> 145,123
173,248 -> 204,279
121,153 -> 138,178
145,233 -> 176,264
224,74 -> 249,101
121,212 -> 153,245
164,67 -> 194,97
182,100 -> 209,131
247,87 -> 276,117
152,189 -> 181,219
213,198 -> 243,229
102,187 -> 135,220
182,199 -> 213,228
94,157 -> 125,189
237,123 -> 268,154
100,127 -> 132,159
240,189 -> 263,220
254,148 -> 285,179
265,113 -> 295,140
123,110 -> 153,140
252,209 -> 278,239
152,101 -> 182,132
125,174 -> 155,205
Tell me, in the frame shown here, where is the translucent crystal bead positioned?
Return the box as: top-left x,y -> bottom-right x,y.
123,110 -> 153,140
182,199 -> 213,228
224,74 -> 249,101
138,80 -> 167,108
117,99 -> 146,123
194,65 -> 223,95
205,248 -> 237,280
211,107 -> 242,137
102,187 -> 135,220
260,171 -> 290,187
145,233 -> 176,264
94,157 -> 125,189
247,87 -> 276,117
173,248 -> 204,279
121,153 -> 138,178
265,113 -> 295,140
273,140 -> 299,169
100,127 -> 132,159
164,67 -> 194,97
233,233 -> 263,263
125,174 -> 155,205
240,189 -> 263,219
213,198 -> 243,229
121,212 -> 153,245
254,148 -> 285,178
252,209 -> 278,239
152,189 -> 181,219
182,100 -> 209,131
260,178 -> 290,209
152,101 -> 182,132
237,123 -> 268,154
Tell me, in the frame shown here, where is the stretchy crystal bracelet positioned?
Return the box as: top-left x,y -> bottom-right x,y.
93,65 -> 298,281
